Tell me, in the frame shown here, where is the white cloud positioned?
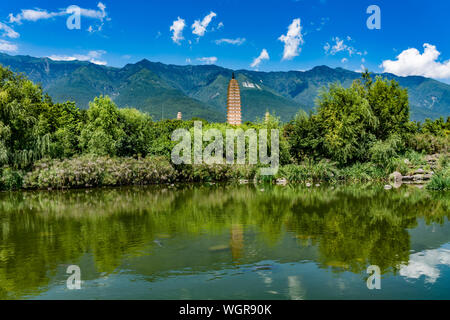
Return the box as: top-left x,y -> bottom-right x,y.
400,248 -> 450,284
0,40 -> 18,52
170,17 -> 186,45
278,18 -> 304,61
331,37 -> 346,54
192,11 -> 216,37
7,3 -> 109,33
8,9 -> 61,24
83,2 -> 109,32
9,3 -> 107,23
324,36 -> 367,58
381,43 -> 450,79
251,49 -> 270,68
78,2 -> 108,20
48,50 -> 107,65
341,58 -> 348,63
197,57 -> 217,65
215,38 -> 245,45
324,37 -> 346,55
0,22 -> 19,39
217,22 -> 224,30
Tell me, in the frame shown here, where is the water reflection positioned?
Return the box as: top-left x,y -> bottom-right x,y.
0,184 -> 449,299
399,246 -> 450,284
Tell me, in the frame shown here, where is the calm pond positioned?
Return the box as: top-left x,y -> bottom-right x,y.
0,184 -> 449,300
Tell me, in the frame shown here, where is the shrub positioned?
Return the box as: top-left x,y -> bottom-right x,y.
0,167 -> 23,190
174,163 -> 257,182
385,158 -> 410,175
407,133 -> 449,154
337,163 -> 386,182
369,135 -> 403,166
427,167 -> 450,191
23,156 -> 176,189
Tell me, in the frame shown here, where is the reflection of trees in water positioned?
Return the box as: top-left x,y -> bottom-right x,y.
0,184 -> 448,299
230,224 -> 244,263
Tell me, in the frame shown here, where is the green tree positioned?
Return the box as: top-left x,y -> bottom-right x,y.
36,101 -> 84,158
117,108 -> 153,157
315,82 -> 377,165
284,111 -> 324,163
0,66 -> 52,168
362,72 -> 410,140
80,96 -> 125,156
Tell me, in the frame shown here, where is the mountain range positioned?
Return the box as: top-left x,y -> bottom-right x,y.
0,52 -> 449,122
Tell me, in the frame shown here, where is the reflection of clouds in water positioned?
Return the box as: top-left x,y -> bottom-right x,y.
288,276 -> 305,300
400,248 -> 450,284
336,278 -> 346,291
256,270 -> 273,286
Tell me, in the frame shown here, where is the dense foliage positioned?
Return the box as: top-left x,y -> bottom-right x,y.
0,65 -> 448,190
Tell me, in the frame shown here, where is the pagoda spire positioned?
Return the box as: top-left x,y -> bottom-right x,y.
227,74 -> 242,125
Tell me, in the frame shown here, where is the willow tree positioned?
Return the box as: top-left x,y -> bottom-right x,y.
315,82 -> 378,165
0,66 -> 52,168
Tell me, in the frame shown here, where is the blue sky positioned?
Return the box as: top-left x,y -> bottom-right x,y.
0,0 -> 449,82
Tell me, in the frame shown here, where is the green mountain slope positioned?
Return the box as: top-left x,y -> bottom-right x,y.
0,53 -> 448,122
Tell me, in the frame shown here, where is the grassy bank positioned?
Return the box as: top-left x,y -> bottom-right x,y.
1,153 -> 447,190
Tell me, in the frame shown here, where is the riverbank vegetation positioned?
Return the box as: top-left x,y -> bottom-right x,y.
0,65 -> 448,190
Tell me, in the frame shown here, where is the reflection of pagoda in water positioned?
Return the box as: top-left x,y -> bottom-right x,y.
227,73 -> 242,125
230,224 -> 244,263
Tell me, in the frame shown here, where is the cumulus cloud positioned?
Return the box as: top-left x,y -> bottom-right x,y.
0,40 -> 18,52
8,9 -> 61,23
8,3 -> 107,23
197,57 -> 217,65
170,17 -> 186,44
215,38 -> 245,45
341,58 -> 348,63
6,2 -> 109,33
48,50 -> 107,65
381,43 -> 450,79
278,18 -> 304,61
250,49 -> 270,68
400,248 -> 450,284
0,22 -> 19,39
192,11 -> 216,37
